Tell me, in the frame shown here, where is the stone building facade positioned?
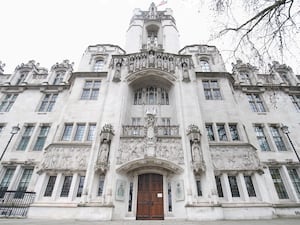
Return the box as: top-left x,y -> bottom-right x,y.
0,3 -> 300,221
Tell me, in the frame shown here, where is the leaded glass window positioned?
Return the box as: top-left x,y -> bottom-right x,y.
254,125 -> 270,151
269,168 -> 289,199
17,125 -> 34,151
228,176 -> 240,197
33,125 -> 50,151
60,176 -> 73,197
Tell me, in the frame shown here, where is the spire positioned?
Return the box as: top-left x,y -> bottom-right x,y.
149,2 -> 157,18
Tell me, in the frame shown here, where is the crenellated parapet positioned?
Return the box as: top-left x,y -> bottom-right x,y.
231,60 -> 300,91
0,60 -> 75,87
231,59 -> 259,85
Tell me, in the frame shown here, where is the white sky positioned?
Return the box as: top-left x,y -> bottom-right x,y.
0,0 -> 299,74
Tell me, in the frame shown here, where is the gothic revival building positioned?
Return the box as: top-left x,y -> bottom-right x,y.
0,3 -> 300,221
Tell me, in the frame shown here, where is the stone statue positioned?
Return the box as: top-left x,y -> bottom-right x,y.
98,140 -> 110,163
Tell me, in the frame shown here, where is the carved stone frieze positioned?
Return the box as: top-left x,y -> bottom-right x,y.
37,143 -> 91,173
210,144 -> 263,172
117,138 -> 184,165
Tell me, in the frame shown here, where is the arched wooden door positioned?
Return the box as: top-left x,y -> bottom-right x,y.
136,173 -> 164,220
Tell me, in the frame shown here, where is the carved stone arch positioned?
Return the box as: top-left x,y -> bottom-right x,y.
116,158 -> 183,175
126,69 -> 176,85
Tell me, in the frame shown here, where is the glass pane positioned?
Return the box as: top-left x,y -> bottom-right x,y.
228,176 -> 240,197
74,124 -> 85,141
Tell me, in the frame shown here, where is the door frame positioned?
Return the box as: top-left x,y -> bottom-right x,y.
131,170 -> 168,220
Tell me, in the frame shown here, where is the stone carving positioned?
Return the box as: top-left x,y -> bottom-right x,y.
117,138 -> 184,165
210,145 -> 263,172
110,52 -> 193,75
182,62 -> 190,82
113,62 -> 122,82
38,144 -> 90,172
186,124 -> 205,173
96,124 -> 115,172
51,59 -> 74,72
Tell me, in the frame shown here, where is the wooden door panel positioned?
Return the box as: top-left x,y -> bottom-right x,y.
136,173 -> 164,220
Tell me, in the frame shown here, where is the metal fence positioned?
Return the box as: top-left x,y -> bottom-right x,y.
0,190 -> 36,217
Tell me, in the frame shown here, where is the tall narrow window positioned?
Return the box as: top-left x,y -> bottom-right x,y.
215,176 -> 223,197
53,71 -> 64,85
93,60 -> 104,72
97,175 -> 105,196
44,176 -> 57,197
206,124 -> 215,141
74,124 -> 85,141
81,80 -> 101,100
269,168 -> 289,199
15,168 -> 33,198
217,124 -> 228,141
199,60 -> 211,72
228,176 -> 240,197
87,124 -> 96,141
269,126 -> 286,151
0,168 -> 15,197
244,175 -> 256,197
247,94 -> 266,112
128,182 -> 133,212
289,95 -> 300,112
229,124 -> 239,141
0,93 -> 18,112
196,178 -> 202,196
202,80 -> 222,100
60,176 -> 73,197
287,168 -> 300,198
33,125 -> 50,151
146,87 -> 157,105
134,88 -> 143,105
17,125 -> 34,151
61,124 -> 73,141
254,125 -> 270,151
168,182 -> 172,211
38,93 -> 58,112
161,88 -> 169,105
76,176 -> 85,197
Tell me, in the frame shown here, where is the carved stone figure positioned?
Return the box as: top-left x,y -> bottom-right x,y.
192,142 -> 203,162
182,62 -> 190,81
113,62 -> 121,82
98,140 -> 109,163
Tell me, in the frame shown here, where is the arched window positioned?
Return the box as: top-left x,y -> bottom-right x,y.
93,59 -> 104,72
240,72 -> 251,84
53,71 -> 65,85
16,71 -> 29,85
199,60 -> 211,72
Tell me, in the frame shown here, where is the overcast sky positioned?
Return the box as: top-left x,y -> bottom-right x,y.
0,0 -> 299,74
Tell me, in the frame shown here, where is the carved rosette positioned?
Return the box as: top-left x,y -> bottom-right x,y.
210,145 -> 263,173
37,144 -> 90,173
186,124 -> 205,174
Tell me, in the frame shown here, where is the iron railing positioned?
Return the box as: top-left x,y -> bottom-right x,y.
0,190 -> 36,217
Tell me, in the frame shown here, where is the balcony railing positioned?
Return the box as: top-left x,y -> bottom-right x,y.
0,190 -> 36,217
122,125 -> 179,137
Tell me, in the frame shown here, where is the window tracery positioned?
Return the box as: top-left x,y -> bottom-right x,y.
133,86 -> 169,105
